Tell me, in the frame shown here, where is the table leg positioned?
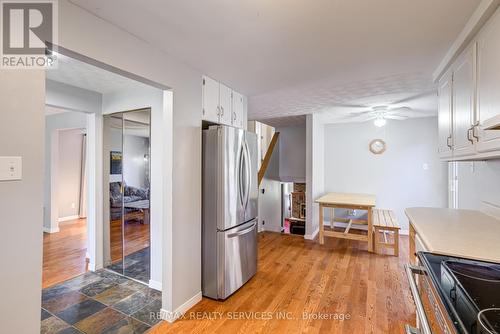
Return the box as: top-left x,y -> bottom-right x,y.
367,207 -> 374,252
319,204 -> 324,244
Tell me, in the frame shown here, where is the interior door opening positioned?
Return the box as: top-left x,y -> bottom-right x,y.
104,109 -> 152,283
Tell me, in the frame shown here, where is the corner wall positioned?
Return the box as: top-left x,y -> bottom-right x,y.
0,71 -> 45,333
58,0 -> 201,317
305,114 -> 324,239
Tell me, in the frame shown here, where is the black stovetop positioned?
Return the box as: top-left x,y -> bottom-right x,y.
419,252 -> 500,334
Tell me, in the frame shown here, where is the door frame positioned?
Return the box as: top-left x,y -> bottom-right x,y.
47,45 -> 172,288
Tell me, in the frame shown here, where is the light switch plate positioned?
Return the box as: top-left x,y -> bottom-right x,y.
0,156 -> 22,181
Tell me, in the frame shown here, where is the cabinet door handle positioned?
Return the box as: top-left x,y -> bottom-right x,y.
216,106 -> 220,116
220,106 -> 224,116
447,136 -> 453,149
473,122 -> 480,141
467,127 -> 474,144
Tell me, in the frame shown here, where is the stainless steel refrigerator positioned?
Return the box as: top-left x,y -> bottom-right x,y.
202,125 -> 258,300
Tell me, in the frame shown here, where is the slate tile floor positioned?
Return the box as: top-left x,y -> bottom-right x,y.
107,247 -> 150,283
41,270 -> 162,333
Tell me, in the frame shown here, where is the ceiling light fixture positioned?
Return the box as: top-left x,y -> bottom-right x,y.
374,116 -> 387,127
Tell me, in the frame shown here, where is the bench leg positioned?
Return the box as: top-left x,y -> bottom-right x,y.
373,227 -> 379,254
394,230 -> 399,257
319,204 -> 324,245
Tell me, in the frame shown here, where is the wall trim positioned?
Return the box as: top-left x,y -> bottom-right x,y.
304,227 -> 319,240
58,215 -> 80,222
43,226 -> 60,233
149,279 -> 162,291
160,291 -> 202,323
88,262 -> 97,272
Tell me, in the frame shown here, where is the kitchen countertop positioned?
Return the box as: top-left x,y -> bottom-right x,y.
406,207 -> 500,263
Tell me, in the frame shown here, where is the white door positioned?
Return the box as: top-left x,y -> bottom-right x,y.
202,76 -> 220,123
452,44 -> 476,157
477,8 -> 500,153
231,91 -> 245,129
438,72 -> 453,158
219,83 -> 232,126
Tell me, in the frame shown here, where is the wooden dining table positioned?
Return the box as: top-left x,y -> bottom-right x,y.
315,192 -> 376,252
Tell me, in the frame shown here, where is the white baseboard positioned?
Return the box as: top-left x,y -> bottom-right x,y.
58,215 -> 80,223
304,227 -> 319,240
88,262 -> 97,272
161,291 -> 202,323
43,226 -> 59,233
149,279 -> 162,291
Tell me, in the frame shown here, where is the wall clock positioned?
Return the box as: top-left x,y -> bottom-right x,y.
369,139 -> 386,155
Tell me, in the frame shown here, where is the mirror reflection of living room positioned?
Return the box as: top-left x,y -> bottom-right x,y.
104,110 -> 151,283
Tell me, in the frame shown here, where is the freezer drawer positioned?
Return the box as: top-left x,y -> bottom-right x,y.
217,220 -> 257,299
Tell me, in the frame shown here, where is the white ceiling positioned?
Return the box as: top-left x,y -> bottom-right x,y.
68,0 -> 480,122
47,53 -> 152,95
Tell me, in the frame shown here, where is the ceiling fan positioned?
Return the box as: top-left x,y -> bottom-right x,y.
348,105 -> 411,127
332,90 -> 436,127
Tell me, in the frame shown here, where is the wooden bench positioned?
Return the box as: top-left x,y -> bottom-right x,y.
372,209 -> 400,256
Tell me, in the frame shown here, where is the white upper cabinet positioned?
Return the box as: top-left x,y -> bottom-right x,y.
202,75 -> 247,128
477,8 -> 500,153
435,5 -> 500,160
231,91 -> 245,129
202,76 -> 221,123
452,43 -> 476,157
438,71 -> 453,158
218,83 -> 232,126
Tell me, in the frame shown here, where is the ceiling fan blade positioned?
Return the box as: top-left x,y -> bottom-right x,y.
349,110 -> 373,116
385,115 -> 408,120
394,109 -> 435,118
342,114 -> 376,122
387,106 -> 412,113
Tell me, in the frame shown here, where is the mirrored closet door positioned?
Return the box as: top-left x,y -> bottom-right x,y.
103,109 -> 151,283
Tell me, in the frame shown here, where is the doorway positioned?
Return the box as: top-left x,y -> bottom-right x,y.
104,109 -> 152,283
43,112 -> 89,288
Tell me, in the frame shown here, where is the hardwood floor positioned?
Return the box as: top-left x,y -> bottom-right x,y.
150,232 -> 416,334
42,218 -> 150,288
110,219 -> 150,263
42,219 -> 88,289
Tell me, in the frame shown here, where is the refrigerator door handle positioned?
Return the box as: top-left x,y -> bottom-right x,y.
243,139 -> 252,210
237,144 -> 245,207
227,221 -> 256,238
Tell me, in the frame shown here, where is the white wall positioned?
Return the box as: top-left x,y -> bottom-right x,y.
0,70 -> 45,334
44,111 -> 88,231
323,117 -> 448,232
46,79 -> 102,112
123,135 -> 150,189
276,124 -> 306,182
456,160 -> 500,209
58,129 -> 85,219
305,114 -> 324,239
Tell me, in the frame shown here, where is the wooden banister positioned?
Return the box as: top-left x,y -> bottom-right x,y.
258,132 -> 280,186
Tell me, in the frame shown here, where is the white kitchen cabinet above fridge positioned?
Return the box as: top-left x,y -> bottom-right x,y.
202,75 -> 247,129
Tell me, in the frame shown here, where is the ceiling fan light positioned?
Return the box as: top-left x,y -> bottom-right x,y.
374,117 -> 387,127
